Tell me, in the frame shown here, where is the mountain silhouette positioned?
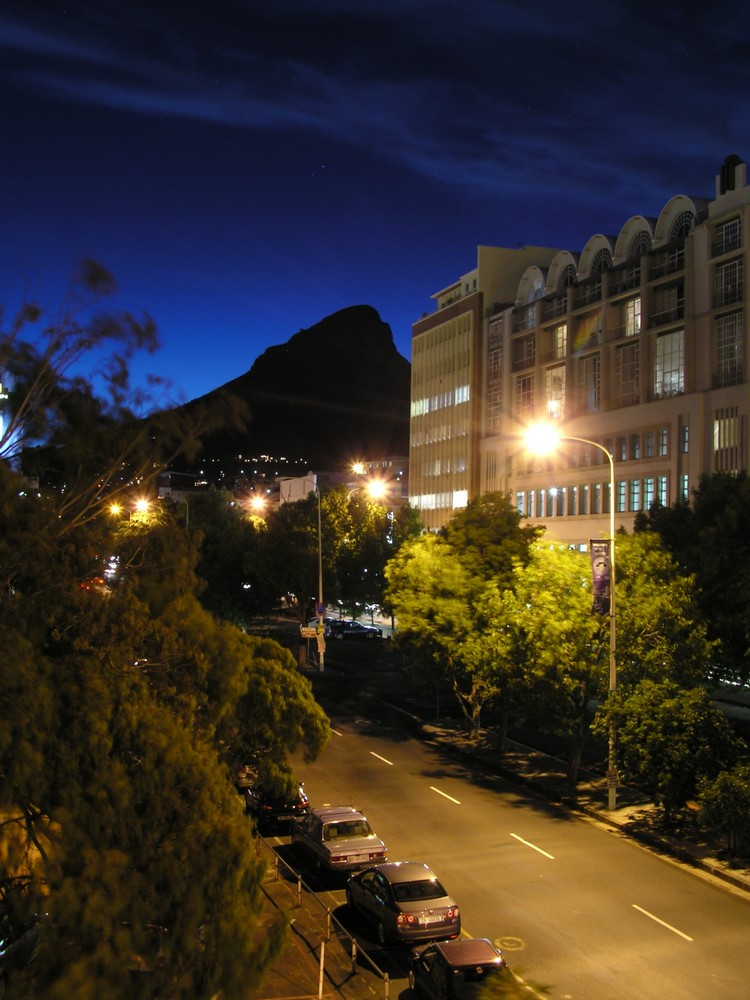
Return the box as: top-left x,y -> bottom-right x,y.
191,305 -> 411,469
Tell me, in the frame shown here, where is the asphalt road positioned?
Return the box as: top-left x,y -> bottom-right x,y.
282,686 -> 750,1000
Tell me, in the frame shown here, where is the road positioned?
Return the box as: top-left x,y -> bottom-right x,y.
285,698 -> 750,1000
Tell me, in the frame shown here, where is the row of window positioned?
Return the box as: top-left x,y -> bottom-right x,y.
411,384 -> 471,417
515,473 -> 687,519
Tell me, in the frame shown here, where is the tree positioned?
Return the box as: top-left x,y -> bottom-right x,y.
595,681 -> 741,825
0,267 -> 330,997
636,472 -> 750,684
385,494 -> 538,735
497,543 -> 607,783
698,765 -> 750,855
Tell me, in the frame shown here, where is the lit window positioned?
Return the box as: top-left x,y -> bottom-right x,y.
625,297 -> 641,337
654,331 -> 684,397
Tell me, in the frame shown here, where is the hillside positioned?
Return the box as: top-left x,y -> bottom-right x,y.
191,305 -> 411,468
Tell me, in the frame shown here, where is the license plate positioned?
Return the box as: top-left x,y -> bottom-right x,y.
421,915 -> 445,924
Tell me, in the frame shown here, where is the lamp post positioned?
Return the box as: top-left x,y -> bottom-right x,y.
315,484 -> 325,673
525,423 -> 618,810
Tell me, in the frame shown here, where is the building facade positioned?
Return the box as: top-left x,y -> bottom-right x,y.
409,154 -> 749,544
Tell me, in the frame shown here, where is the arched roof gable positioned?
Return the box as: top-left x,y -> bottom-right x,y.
516,265 -> 547,306
654,194 -> 706,245
578,234 -> 614,279
546,251 -> 579,291
613,216 -> 655,263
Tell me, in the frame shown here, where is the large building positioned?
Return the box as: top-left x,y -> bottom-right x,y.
409,154 -> 749,545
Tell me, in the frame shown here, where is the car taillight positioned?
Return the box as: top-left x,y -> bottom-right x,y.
397,914 -> 418,925
447,906 -> 459,919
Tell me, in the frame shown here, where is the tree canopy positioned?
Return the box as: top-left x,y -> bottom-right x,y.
0,265 -> 330,998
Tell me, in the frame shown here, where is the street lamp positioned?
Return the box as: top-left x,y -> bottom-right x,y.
314,484 -> 325,673
525,422 -> 618,810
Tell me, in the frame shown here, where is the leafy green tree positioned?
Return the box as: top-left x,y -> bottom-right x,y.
498,543 -> 607,783
636,472 -> 750,684
614,532 -> 716,690
385,494 -> 538,735
698,765 -> 750,855
595,681 -> 741,825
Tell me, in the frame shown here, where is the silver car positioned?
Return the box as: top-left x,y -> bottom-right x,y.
346,861 -> 460,945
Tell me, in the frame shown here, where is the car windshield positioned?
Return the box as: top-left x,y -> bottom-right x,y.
393,878 -> 446,902
323,819 -> 372,840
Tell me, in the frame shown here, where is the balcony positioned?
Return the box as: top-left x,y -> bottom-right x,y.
540,294 -> 567,321
574,279 -> 602,308
608,264 -> 641,296
649,299 -> 684,327
649,244 -> 684,279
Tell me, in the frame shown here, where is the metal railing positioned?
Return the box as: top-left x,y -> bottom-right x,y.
255,835 -> 390,1000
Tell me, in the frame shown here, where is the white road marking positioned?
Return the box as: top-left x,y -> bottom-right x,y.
632,904 -> 694,941
330,727 -> 343,736
429,785 -> 461,804
510,832 -> 555,859
369,751 -> 394,766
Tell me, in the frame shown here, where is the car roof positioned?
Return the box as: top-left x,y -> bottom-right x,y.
368,861 -> 437,883
432,939 -> 503,967
310,805 -> 365,822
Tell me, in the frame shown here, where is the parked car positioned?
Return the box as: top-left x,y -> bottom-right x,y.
408,938 -> 512,1000
243,781 -> 309,832
331,620 -> 383,640
306,616 -> 339,638
291,805 -> 387,875
346,861 -> 460,945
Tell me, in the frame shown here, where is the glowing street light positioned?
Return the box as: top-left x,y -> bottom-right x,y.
249,494 -> 267,514
525,421 -> 618,810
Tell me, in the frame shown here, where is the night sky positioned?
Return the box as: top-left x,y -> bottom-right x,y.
2,0 -> 748,408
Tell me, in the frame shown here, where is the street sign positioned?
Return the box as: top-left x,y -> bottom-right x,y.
300,627 -> 317,639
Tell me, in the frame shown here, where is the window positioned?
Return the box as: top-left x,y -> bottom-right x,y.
644,477 -> 655,508
568,486 -> 577,516
513,333 -> 536,369
631,434 -> 641,459
629,479 -> 641,512
680,424 -> 689,453
645,432 -> 655,458
516,374 -> 535,419
577,354 -> 600,413
657,476 -> 668,506
625,297 -> 641,337
616,480 -> 627,513
592,482 -> 601,514
715,311 -> 743,387
654,331 -> 684,397
715,258 -> 743,308
658,428 -> 668,457
617,436 -> 627,462
680,474 -> 689,501
580,484 -> 588,514
545,365 -> 566,420
714,218 -> 741,256
616,342 -> 640,405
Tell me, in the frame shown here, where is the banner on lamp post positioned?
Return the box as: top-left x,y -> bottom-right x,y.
590,539 -> 611,615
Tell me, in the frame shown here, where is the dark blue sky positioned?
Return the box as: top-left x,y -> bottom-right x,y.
2,0 -> 748,407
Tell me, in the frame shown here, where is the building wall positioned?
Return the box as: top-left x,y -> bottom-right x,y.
411,155 -> 750,542
409,245 -> 560,529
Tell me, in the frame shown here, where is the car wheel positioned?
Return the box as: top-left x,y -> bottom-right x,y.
377,921 -> 388,946
408,970 -> 418,993
345,887 -> 354,910
366,632 -> 374,640
313,855 -> 324,876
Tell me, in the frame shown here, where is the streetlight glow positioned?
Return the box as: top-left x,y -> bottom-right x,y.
525,421 -> 618,811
